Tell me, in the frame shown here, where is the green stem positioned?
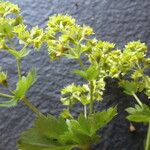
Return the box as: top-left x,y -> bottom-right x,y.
22,97 -> 43,116
15,55 -> 43,116
0,92 -> 13,99
89,81 -> 94,114
17,59 -> 21,80
78,57 -> 85,70
145,121 -> 150,150
132,93 -> 143,107
84,105 -> 87,118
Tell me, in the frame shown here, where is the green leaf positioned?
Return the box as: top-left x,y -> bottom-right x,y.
0,22 -> 13,38
88,107 -> 117,134
126,104 -> 150,123
60,109 -> 73,119
35,115 -> 68,139
73,70 -> 87,80
6,47 -> 30,59
119,80 -> 138,95
67,107 -> 117,145
74,65 -> 99,81
13,69 -> 37,100
18,107 -> 117,150
18,115 -> 76,150
131,69 -> 143,80
12,16 -> 23,26
69,114 -> 91,136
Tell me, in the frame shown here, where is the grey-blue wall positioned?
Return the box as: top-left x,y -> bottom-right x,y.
0,0 -> 150,150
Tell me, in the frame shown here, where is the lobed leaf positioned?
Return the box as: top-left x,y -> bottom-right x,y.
13,69 -> 37,101
126,104 -> 150,122
18,107 -> 117,150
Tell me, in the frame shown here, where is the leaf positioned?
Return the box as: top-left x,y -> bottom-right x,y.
119,80 -> 138,95
88,107 -> 117,134
0,99 -> 17,107
18,115 -> 76,150
18,143 -> 73,150
13,69 -> 37,100
18,48 -> 31,58
67,107 -> 117,145
6,48 -> 30,59
18,107 -> 117,150
74,65 -> 99,80
131,69 -> 143,79
60,109 -> 73,119
6,48 -> 20,59
69,114 -> 91,136
126,104 -> 150,122
12,16 -> 23,26
35,115 -> 68,139
73,70 -> 87,80
0,22 -> 13,38
65,116 -> 100,145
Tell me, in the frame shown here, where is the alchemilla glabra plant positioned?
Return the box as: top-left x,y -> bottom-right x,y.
0,1 -> 150,150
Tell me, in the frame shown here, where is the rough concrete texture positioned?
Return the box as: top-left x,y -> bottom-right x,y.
0,0 -> 150,150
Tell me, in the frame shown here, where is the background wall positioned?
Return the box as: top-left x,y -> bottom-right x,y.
0,0 -> 150,150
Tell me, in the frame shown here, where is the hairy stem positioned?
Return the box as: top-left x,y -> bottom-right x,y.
17,59 -> 21,80
22,97 -> 43,116
16,57 -> 43,116
145,121 -> 150,150
132,93 -> 143,107
89,81 -> 94,114
0,92 -> 13,99
78,57 -> 85,70
84,105 -> 87,118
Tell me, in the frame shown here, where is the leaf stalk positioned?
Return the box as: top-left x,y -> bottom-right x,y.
17,59 -> 21,80
0,92 -> 13,99
89,81 -> 94,114
145,121 -> 150,150
22,97 -> 43,116
132,93 -> 143,107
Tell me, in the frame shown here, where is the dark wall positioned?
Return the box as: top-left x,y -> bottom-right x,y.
0,0 -> 150,150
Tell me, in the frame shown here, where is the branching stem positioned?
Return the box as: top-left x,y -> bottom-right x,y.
0,92 -> 13,99
16,58 -> 43,116
22,97 -> 43,116
89,81 -> 94,114
84,105 -> 87,118
132,93 -> 143,107
78,57 -> 85,70
17,59 -> 21,80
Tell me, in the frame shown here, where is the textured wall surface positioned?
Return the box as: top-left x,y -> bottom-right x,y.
0,0 -> 150,150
